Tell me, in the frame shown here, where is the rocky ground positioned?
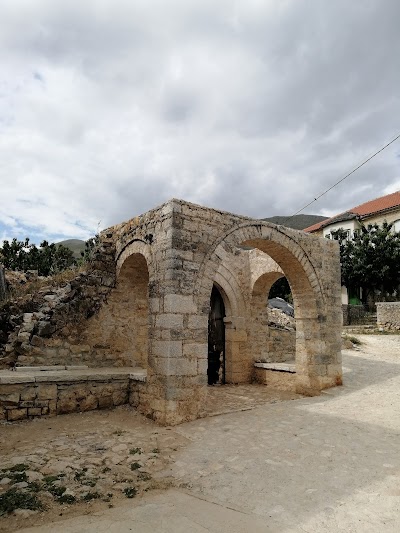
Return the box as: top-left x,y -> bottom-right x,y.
1,334 -> 399,532
0,384 -> 298,532
0,407 -> 188,531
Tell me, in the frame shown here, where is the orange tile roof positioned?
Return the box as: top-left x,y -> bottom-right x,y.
351,190 -> 400,216
303,190 -> 400,233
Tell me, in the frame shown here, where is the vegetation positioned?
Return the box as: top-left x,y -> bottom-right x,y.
269,277 -> 293,303
0,234 -> 100,279
123,487 -> 137,498
330,222 -> 400,306
0,238 -> 76,276
0,488 -> 43,516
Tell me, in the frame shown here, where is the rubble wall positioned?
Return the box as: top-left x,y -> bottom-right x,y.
376,302 -> 400,330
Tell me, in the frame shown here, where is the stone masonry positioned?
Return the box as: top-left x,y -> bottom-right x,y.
1,199 -> 343,425
376,301 -> 400,330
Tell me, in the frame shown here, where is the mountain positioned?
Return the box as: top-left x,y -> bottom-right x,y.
57,239 -> 86,258
263,214 -> 328,230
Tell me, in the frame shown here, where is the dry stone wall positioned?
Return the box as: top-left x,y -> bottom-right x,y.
0,377 -> 144,422
1,235 -> 118,369
376,302 -> 400,330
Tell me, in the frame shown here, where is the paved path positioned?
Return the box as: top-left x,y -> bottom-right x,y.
13,335 -> 400,532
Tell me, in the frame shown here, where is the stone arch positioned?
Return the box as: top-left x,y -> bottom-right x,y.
196,222 -> 342,395
250,270 -> 286,365
213,262 -> 248,383
115,253 -> 150,369
99,241 -> 153,370
116,240 -> 153,279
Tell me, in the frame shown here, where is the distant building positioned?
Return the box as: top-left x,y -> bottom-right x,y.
304,190 -> 400,239
304,191 -> 400,307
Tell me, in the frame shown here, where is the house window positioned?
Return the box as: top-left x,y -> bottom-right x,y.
331,229 -> 351,242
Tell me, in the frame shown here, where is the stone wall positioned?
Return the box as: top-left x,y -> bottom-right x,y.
1,235 -> 119,369
342,304 -> 365,326
376,302 -> 400,330
0,376 -> 145,422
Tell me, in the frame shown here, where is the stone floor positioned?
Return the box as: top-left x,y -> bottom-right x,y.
1,334 -> 399,532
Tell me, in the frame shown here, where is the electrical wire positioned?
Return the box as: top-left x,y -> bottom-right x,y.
282,132 -> 400,225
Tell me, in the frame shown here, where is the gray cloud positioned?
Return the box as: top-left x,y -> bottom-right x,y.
0,0 -> 399,242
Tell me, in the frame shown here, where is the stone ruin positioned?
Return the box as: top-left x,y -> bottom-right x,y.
0,199 -> 343,425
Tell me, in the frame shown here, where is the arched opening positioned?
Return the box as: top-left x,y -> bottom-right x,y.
196,225 -> 342,395
208,285 -> 226,385
269,277 -> 293,304
113,253 -> 150,368
251,271 -> 296,367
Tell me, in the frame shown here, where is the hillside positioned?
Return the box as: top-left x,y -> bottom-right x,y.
263,214 -> 328,230
57,239 -> 85,258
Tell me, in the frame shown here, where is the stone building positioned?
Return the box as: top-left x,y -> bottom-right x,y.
94,199 -> 342,424
1,199 -> 343,425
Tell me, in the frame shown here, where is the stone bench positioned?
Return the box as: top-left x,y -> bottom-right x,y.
0,366 -> 147,422
253,362 -> 296,391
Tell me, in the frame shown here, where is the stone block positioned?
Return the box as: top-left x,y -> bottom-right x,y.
48,400 -> 57,414
153,357 -> 197,376
197,359 -> 208,375
156,314 -> 184,329
152,340 -> 183,358
20,401 -> 35,408
79,394 -> 98,411
98,395 -> 113,409
70,344 -> 91,354
7,409 -> 27,421
187,315 -> 208,329
57,396 -> 77,414
112,389 -> 128,406
163,294 -> 196,314
183,343 -> 207,358
17,331 -> 31,342
27,408 -> 42,417
37,384 -> 57,400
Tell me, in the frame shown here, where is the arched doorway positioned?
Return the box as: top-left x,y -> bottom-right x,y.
208,285 -> 226,385
196,223 -> 342,395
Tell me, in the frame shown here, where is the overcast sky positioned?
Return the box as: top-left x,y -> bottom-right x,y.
1,0 -> 400,243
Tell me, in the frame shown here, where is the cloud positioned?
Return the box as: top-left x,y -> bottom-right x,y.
0,0 -> 399,243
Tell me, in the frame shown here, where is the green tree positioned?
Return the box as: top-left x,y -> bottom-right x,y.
0,238 -> 76,276
80,234 -> 100,263
330,222 -> 400,306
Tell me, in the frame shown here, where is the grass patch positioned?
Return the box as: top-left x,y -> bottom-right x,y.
343,335 -> 362,345
81,477 -> 98,487
6,464 -> 29,472
57,493 -> 76,505
137,472 -> 152,482
123,487 -> 137,499
151,448 -> 160,454
27,482 -> 42,493
43,473 -> 65,485
81,491 -> 101,502
74,468 -> 88,482
129,447 -> 142,455
130,462 -> 141,471
0,488 -> 43,516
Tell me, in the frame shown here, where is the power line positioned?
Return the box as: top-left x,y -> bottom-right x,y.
282,131 -> 400,225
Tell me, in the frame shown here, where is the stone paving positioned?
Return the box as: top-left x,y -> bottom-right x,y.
1,334 -> 399,532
